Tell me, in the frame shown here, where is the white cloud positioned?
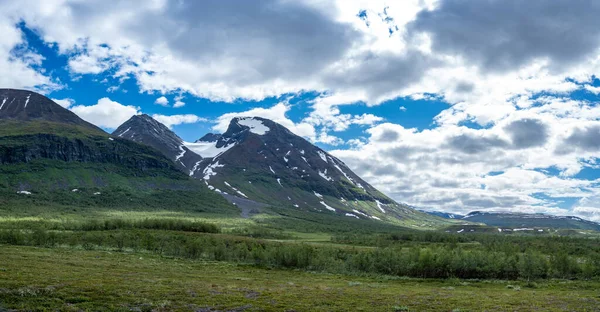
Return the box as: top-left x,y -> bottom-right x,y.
584,85 -> 600,95
70,98 -> 140,129
328,97 -> 600,218
154,96 -> 169,106
51,98 -> 74,109
304,94 -> 384,132
173,95 -> 185,108
0,5 -> 58,92
152,114 -> 207,129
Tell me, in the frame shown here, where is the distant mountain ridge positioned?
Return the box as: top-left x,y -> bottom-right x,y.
418,210 -> 464,219
463,211 -> 600,231
420,209 -> 600,231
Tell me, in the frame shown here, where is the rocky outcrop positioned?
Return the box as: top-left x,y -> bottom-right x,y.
0,133 -> 177,173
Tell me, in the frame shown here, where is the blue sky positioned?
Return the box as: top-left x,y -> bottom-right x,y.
3,0 -> 600,222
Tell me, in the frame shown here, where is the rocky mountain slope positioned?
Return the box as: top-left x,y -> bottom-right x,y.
0,89 -> 233,214
112,114 -> 204,172
182,117 -> 439,225
0,89 -> 101,129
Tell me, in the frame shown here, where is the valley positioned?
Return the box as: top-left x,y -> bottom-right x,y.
1,89 -> 600,311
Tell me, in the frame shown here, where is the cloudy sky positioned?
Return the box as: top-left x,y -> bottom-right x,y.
3,0 -> 600,221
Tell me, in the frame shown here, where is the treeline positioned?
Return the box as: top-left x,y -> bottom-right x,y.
1,228 -> 599,280
0,218 -> 220,233
332,232 -> 600,257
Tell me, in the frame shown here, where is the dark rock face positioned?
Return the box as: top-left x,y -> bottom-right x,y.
0,89 -> 101,130
112,114 -> 204,174
202,117 -> 384,200
0,133 -> 177,173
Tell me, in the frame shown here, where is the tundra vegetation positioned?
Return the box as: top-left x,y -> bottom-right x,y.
1,197 -> 599,311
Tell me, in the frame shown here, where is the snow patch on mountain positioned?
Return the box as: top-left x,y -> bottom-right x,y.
345,213 -> 359,219
224,181 -> 248,198
24,94 -> 31,108
318,169 -> 333,181
175,145 -> 186,161
117,127 -> 131,137
317,151 -> 328,162
320,201 -> 336,212
185,141 -> 235,158
203,160 -> 224,180
375,200 -> 386,213
238,117 -> 270,135
352,209 -> 369,218
190,160 -> 203,176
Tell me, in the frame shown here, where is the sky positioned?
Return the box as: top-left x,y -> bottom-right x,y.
3,0 -> 600,222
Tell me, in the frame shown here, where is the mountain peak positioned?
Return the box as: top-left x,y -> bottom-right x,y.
0,88 -> 100,130
196,133 -> 222,143
113,114 -> 203,173
227,117 -> 273,136
185,116 -> 430,224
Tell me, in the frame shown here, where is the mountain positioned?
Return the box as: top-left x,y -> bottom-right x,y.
112,114 -> 204,173
0,89 -> 233,215
419,210 -> 464,220
184,116 -> 441,226
0,89 -> 101,129
462,211 -> 600,231
197,133 -> 222,143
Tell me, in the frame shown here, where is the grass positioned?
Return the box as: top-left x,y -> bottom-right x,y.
0,245 -> 598,311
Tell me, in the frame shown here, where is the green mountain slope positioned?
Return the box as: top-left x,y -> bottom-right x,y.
0,89 -> 235,216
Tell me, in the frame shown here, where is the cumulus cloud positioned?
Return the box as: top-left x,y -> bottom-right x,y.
446,133 -> 508,155
51,98 -> 74,109
409,0 -> 600,73
559,125 -> 600,153
154,96 -> 169,106
504,118 -> 550,149
331,98 -> 600,217
70,98 -> 139,128
0,5 -> 58,92
173,95 -> 185,108
152,114 -> 207,129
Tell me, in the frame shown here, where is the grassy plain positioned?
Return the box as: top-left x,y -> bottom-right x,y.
1,189 -> 600,311
1,245 -> 599,311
